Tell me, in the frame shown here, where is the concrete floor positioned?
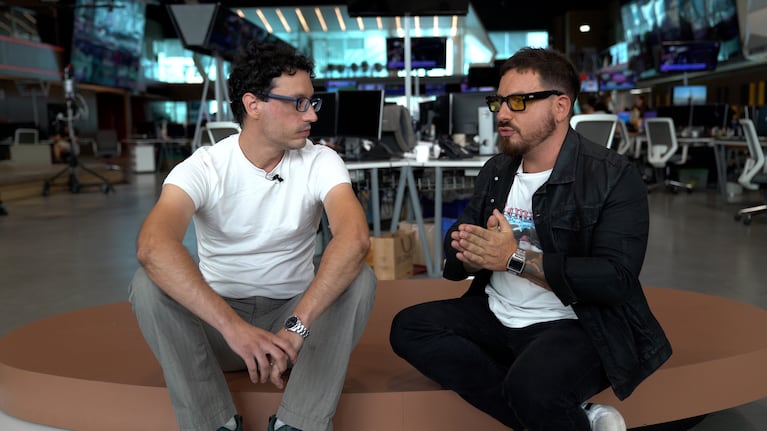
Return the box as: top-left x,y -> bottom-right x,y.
1,173 -> 766,430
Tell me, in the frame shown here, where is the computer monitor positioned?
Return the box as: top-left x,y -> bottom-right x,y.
416,96 -> 450,139
449,91 -> 496,135
336,90 -> 385,141
750,106 -> 767,136
326,80 -> 357,92
467,65 -> 499,90
672,85 -> 707,106
310,91 -> 338,139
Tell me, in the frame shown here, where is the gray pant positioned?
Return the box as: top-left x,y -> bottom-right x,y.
128,264 -> 376,431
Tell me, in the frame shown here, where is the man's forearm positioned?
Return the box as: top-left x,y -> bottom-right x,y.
290,234 -> 369,327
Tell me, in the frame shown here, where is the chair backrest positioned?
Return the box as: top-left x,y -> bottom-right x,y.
14,128 -> 39,145
94,129 -> 121,157
644,117 -> 679,167
205,121 -> 240,145
615,119 -> 633,155
570,114 -> 618,148
737,118 -> 766,190
381,104 -> 416,153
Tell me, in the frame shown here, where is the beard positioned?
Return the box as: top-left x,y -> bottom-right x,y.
498,112 -> 557,157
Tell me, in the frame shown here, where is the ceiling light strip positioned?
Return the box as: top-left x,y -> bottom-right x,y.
356,16 -> 364,31
334,7 -> 346,32
275,9 -> 291,32
256,9 -> 273,33
376,16 -> 383,30
315,8 -> 328,32
451,15 -> 458,37
295,8 -> 310,33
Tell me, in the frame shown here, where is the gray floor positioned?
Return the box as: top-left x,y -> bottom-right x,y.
1,173 -> 766,430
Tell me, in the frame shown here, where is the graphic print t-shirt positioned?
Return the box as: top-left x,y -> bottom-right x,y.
486,165 -> 578,328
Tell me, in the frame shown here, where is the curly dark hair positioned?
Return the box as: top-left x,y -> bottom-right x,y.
498,47 -> 580,113
228,40 -> 315,124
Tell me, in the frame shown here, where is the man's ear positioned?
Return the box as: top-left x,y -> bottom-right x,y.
242,93 -> 261,119
554,95 -> 572,122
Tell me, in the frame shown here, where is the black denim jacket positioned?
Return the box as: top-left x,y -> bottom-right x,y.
443,128 -> 672,400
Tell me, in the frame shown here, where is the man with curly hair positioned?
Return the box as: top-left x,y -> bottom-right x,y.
129,40 -> 376,431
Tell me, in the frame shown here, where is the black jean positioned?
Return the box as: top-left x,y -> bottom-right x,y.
390,295 -> 610,431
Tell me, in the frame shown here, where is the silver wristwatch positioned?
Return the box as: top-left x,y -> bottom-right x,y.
284,315 -> 310,339
506,247 -> 526,275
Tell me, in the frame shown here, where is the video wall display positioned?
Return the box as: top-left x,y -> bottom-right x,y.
620,0 -> 741,79
658,40 -> 720,72
70,0 -> 146,90
597,67 -> 637,91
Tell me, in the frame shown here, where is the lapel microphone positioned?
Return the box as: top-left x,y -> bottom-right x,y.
271,174 -> 284,183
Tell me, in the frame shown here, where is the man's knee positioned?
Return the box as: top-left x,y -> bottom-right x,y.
128,266 -> 165,312
346,263 -> 377,308
389,304 -> 421,359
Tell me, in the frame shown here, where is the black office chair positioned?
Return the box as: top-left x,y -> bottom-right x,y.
734,118 -> 767,225
570,114 -> 619,149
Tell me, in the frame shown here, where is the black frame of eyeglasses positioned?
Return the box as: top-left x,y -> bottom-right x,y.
485,90 -> 564,112
261,93 -> 323,112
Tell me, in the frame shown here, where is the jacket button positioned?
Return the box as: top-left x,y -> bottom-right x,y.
494,176 -> 499,181
490,198 -> 495,203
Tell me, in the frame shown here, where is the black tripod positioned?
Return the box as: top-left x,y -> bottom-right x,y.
43,98 -> 113,196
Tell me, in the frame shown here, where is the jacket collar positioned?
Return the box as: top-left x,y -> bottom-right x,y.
546,127 -> 581,185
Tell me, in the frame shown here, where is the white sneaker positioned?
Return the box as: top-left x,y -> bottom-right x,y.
582,403 -> 627,431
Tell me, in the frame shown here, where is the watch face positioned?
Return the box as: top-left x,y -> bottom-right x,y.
285,316 -> 298,328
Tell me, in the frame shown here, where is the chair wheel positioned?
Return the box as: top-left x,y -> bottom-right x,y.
734,213 -> 742,221
743,215 -> 752,225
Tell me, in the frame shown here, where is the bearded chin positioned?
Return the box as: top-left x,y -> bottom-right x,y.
500,138 -> 525,157
498,115 -> 557,158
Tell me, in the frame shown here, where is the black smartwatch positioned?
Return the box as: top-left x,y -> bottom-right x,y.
284,315 -> 310,339
506,248 -> 526,275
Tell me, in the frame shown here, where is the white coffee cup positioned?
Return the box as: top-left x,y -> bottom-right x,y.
415,144 -> 430,162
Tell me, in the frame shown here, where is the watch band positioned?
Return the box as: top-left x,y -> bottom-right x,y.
284,316 -> 310,339
506,247 -> 526,275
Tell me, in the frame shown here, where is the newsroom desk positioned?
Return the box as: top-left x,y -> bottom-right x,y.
346,156 -> 491,277
122,137 -> 192,173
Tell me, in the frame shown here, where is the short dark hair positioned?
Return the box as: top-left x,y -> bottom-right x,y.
228,41 -> 315,124
499,47 -> 580,112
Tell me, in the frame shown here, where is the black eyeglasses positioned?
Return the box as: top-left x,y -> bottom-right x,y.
485,90 -> 564,112
261,93 -> 323,112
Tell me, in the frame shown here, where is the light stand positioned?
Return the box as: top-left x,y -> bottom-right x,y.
43,66 -> 113,196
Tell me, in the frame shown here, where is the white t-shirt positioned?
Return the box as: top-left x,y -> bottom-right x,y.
486,165 -> 578,328
164,135 -> 350,299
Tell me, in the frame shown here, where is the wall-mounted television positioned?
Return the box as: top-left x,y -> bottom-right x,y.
71,0 -> 146,89
168,4 -> 287,62
597,67 -> 636,91
386,37 -> 447,70
672,85 -> 707,105
658,41 -> 720,73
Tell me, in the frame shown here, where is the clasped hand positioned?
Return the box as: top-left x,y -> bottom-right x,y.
225,322 -> 303,390
450,209 -> 518,273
